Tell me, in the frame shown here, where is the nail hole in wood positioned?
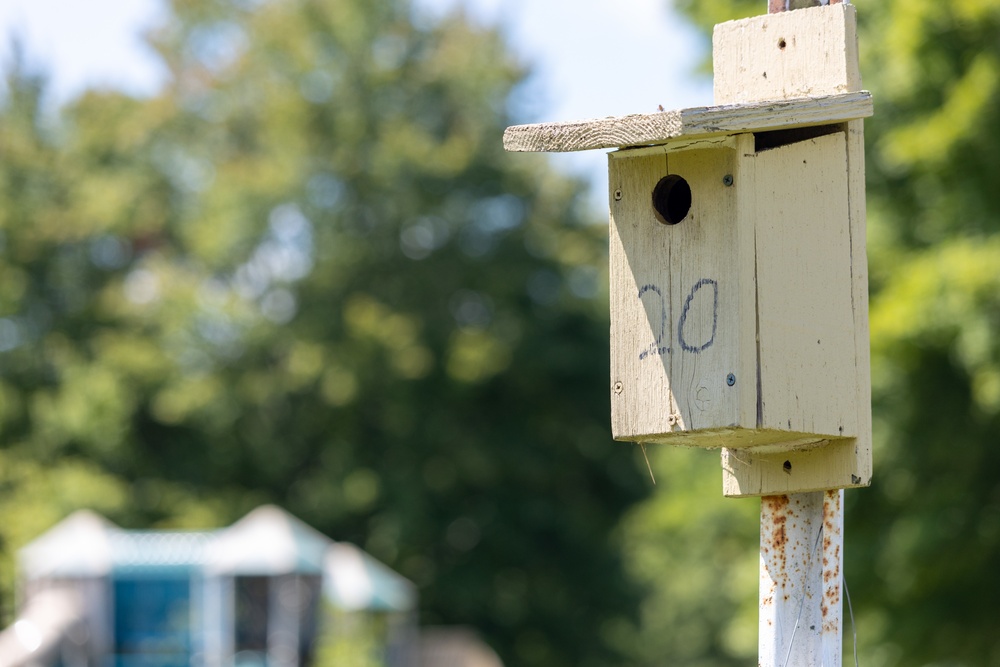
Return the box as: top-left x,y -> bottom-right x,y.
778,38 -> 787,50
652,175 -> 691,226
783,460 -> 792,474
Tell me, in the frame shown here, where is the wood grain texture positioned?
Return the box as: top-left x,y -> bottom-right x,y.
718,2 -> 871,497
845,117 -> 873,485
608,147 -> 744,444
714,4 -> 861,105
753,132 -> 856,438
721,131 -> 869,496
723,438 -> 863,496
503,91 -> 871,153
611,135 -> 735,160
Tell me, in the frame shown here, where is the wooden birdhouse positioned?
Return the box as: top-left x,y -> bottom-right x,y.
504,5 -> 873,497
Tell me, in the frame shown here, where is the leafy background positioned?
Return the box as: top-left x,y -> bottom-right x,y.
1,0 -> 998,665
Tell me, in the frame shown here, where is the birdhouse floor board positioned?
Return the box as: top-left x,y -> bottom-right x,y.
617,427 -> 844,452
502,91 -> 872,153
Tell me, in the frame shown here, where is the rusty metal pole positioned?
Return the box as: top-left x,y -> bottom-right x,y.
757,1 -> 849,662
759,491 -> 843,665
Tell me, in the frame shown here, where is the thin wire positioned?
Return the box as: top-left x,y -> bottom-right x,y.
639,443 -> 656,484
780,520 -> 824,667
780,591 -> 804,667
844,574 -> 859,667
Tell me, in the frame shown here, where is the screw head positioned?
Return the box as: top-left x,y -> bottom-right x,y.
613,189 -> 623,201
722,174 -> 734,187
726,373 -> 736,386
613,381 -> 624,394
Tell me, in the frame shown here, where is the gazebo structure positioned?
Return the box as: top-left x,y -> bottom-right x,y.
5,506 -> 417,667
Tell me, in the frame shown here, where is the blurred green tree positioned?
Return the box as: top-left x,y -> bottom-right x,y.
0,2 -> 650,665
616,0 -> 1000,664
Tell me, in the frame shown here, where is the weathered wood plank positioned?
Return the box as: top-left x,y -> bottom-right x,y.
664,147 -> 744,433
609,153 -> 684,442
722,438 -> 862,497
845,117 -> 873,486
610,135 -> 735,160
608,138 -> 757,448
503,91 -> 871,153
715,4 -> 861,105
718,0 -> 870,498
753,132 -> 857,439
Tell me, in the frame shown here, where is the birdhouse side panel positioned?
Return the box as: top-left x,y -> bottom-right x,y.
751,131 -> 859,439
845,117 -> 873,483
609,148 -> 745,444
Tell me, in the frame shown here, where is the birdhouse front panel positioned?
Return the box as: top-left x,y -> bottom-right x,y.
609,144 -> 750,446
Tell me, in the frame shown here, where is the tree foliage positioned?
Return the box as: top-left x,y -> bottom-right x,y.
0,2 -> 651,665
5,0 -> 994,664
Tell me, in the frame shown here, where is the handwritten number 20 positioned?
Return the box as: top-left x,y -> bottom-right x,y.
637,278 -> 718,360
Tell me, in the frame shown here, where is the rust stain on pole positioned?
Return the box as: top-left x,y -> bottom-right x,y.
820,489 -> 844,640
759,491 -> 843,665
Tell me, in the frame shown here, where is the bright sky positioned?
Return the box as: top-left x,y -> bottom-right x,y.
0,0 -> 712,208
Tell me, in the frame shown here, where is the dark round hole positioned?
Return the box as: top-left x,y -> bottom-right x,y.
783,460 -> 792,474
652,174 -> 691,226
778,37 -> 787,50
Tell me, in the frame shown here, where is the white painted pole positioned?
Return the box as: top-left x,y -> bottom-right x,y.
759,490 -> 843,666
756,0 -> 850,656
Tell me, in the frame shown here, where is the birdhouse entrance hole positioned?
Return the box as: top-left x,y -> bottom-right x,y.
652,174 -> 691,226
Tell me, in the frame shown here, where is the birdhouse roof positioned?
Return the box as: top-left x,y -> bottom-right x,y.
502,91 -> 871,154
